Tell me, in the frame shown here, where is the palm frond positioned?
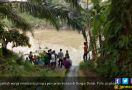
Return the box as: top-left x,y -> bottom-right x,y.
44,3 -> 86,31
19,2 -> 60,29
49,5 -> 70,20
0,22 -> 5,40
65,0 -> 81,8
0,4 -> 31,31
4,0 -> 85,32
51,4 -> 86,33
48,4 -> 86,32
0,22 -> 5,32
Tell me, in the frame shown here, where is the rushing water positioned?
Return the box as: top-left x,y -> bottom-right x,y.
7,29 -> 85,65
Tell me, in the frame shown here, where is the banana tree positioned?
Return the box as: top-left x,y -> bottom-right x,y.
81,0 -> 110,60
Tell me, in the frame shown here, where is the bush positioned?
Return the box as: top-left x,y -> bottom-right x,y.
79,60 -> 95,71
0,48 -> 3,57
96,55 -> 132,77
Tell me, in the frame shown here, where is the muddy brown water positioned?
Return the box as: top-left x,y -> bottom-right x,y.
7,28 -> 85,65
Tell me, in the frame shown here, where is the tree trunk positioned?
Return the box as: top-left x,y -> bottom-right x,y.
1,39 -> 8,56
92,37 -> 97,61
98,30 -> 102,48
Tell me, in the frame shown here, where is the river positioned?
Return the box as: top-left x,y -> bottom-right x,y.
7,28 -> 85,66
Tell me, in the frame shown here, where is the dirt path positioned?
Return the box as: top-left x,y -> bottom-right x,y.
64,66 -> 79,90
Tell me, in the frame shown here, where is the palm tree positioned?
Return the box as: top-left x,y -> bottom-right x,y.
0,3 -> 31,55
0,0 -> 85,55
19,0 -> 84,29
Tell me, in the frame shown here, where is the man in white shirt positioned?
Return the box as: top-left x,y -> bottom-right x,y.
58,49 -> 64,68
50,50 -> 57,69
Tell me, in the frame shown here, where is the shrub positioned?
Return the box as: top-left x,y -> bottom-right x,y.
79,60 -> 95,71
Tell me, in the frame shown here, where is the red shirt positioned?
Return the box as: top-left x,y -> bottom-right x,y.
32,57 -> 37,61
84,45 -> 88,54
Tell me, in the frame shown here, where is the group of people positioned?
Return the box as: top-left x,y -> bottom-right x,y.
25,42 -> 88,71
26,49 -> 72,70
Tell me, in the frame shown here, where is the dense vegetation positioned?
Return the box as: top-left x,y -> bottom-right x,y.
95,0 -> 132,77
0,49 -> 65,89
0,0 -> 132,79
79,0 -> 132,77
0,1 -> 72,87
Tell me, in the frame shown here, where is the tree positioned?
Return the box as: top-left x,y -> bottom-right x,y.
19,0 -> 84,30
1,29 -> 31,55
2,29 -> 30,48
0,3 -> 31,55
68,0 -> 132,77
88,0 -> 110,60
98,0 -> 132,77
83,0 -> 132,77
0,0 -> 86,55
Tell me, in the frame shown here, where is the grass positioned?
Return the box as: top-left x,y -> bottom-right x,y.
79,60 -> 95,71
0,48 -> 65,77
0,48 -> 66,90
79,61 -> 113,90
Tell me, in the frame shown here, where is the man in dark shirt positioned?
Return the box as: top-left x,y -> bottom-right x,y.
47,49 -> 52,65
28,51 -> 33,63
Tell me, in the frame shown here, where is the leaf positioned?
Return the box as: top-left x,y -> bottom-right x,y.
19,2 -> 60,30
0,4 -> 31,31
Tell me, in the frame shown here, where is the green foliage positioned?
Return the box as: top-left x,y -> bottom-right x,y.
19,0 -> 85,31
18,12 -> 46,26
0,49 -> 66,77
79,60 -> 95,71
0,49 -> 2,57
0,49 -> 65,90
65,0 -> 81,8
19,2 -> 60,29
0,3 -> 31,55
2,29 -> 30,48
96,0 -> 132,77
79,0 -> 132,77
0,3 -> 31,31
0,22 -> 5,32
0,29 -> 30,55
96,57 -> 120,77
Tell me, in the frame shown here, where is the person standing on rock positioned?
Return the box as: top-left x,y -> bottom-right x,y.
58,49 -> 64,68
83,42 -> 88,62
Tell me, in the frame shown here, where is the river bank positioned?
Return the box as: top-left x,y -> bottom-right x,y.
7,28 -> 85,65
